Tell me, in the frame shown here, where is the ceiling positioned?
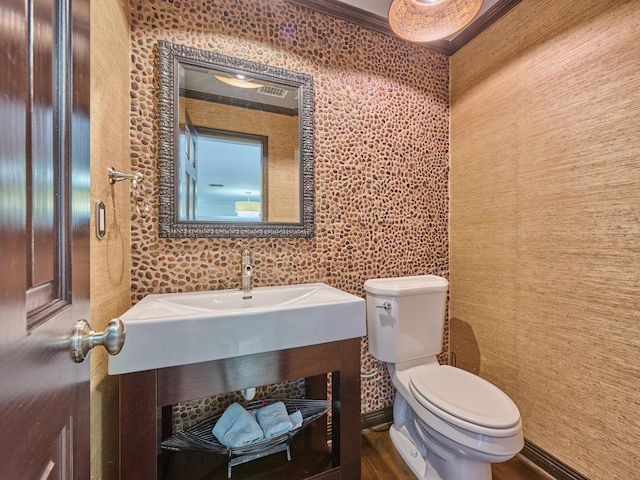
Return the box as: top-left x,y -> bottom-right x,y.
285,0 -> 522,55
336,0 -> 501,33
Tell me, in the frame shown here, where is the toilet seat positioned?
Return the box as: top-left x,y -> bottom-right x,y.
409,365 -> 521,435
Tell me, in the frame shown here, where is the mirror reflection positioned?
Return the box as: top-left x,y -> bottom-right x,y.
178,64 -> 300,223
157,41 -> 314,238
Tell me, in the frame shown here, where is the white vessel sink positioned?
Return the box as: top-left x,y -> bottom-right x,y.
108,283 -> 365,374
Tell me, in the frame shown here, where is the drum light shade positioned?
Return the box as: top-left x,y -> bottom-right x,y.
213,74 -> 263,89
388,0 -> 483,43
235,201 -> 261,218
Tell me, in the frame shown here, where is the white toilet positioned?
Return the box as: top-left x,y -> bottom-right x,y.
364,275 -> 524,480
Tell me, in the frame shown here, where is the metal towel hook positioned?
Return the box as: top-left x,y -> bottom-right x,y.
108,166 -> 150,218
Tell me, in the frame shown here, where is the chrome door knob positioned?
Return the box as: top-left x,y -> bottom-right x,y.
71,318 -> 126,363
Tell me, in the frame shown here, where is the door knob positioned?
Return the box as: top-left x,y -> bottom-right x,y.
71,318 -> 126,363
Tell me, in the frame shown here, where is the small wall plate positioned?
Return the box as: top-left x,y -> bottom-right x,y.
96,200 -> 106,240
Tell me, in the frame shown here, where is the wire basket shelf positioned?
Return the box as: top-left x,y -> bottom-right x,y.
161,398 -> 331,478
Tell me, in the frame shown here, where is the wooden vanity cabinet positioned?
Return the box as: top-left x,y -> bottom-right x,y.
119,338 -> 361,479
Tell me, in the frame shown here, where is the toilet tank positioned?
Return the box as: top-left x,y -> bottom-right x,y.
364,275 -> 449,363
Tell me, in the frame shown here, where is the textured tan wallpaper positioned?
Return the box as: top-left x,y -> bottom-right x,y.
451,0 -> 640,478
90,0 -> 132,478
129,0 -> 450,426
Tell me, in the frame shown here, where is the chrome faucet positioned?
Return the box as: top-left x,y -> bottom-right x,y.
237,242 -> 253,298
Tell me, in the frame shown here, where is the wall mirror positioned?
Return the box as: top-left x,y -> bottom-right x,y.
157,40 -> 314,237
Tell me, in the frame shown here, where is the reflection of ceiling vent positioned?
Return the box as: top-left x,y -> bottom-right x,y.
258,85 -> 288,99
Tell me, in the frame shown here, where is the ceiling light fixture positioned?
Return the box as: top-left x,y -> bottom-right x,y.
213,73 -> 263,89
235,192 -> 261,218
388,0 -> 483,43
235,201 -> 260,217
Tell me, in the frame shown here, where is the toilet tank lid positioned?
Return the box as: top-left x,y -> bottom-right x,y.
364,275 -> 449,296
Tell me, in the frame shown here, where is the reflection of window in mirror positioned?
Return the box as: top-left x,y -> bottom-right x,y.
178,128 -> 267,222
178,62 -> 301,225
179,114 -> 198,220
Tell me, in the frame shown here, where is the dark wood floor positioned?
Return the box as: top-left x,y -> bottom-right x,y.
164,421 -> 554,479
362,424 -> 554,480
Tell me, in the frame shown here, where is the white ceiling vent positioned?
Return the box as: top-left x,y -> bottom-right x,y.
258,85 -> 288,99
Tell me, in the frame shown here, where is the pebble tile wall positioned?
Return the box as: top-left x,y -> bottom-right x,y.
129,0 -> 450,432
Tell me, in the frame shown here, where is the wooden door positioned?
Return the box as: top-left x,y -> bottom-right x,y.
0,0 -> 91,477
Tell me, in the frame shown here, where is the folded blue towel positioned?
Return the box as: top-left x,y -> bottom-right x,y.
212,403 -> 264,448
254,401 -> 294,439
289,409 -> 303,430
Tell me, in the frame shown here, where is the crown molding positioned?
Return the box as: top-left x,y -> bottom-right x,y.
285,0 -> 523,55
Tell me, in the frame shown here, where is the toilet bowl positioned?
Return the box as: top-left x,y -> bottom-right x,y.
364,276 -> 524,480
390,359 -> 523,480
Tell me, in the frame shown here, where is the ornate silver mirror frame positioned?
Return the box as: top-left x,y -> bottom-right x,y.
156,40 -> 314,238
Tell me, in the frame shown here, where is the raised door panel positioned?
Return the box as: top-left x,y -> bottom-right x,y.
0,0 -> 90,476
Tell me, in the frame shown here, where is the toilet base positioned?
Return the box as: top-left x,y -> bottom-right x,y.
389,423 -> 433,480
389,423 -> 492,480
